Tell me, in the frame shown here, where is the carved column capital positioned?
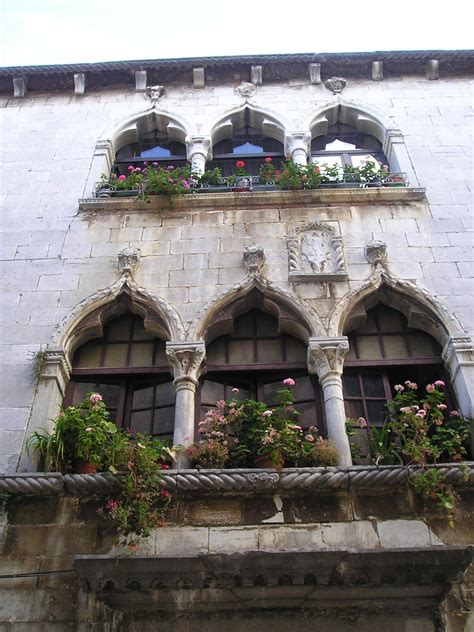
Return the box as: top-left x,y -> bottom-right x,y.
284,132 -> 311,161
39,348 -> 72,395
307,337 -> 350,381
186,136 -> 212,161
166,341 -> 206,387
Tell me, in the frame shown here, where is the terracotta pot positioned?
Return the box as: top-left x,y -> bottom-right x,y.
73,459 -> 98,474
254,455 -> 284,470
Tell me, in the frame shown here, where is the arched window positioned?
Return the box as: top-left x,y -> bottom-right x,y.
113,130 -> 187,176
198,309 -> 324,431
342,303 -> 447,427
311,122 -> 389,173
64,313 -> 175,440
209,109 -> 285,176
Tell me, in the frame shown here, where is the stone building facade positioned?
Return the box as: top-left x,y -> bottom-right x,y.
0,51 -> 473,630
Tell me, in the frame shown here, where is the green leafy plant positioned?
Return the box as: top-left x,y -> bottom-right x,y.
258,157 -> 276,183
27,393 -> 118,471
197,166 -> 223,186
309,438 -> 339,466
186,439 -> 229,468
144,164 -> 193,200
275,160 -> 321,190
97,168 -> 145,192
98,434 -> 173,544
369,422 -> 398,465
411,468 -> 458,513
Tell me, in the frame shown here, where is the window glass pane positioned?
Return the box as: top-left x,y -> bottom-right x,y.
106,316 -> 132,341
343,374 -> 362,397
201,380 -> 225,405
130,409 -> 152,434
255,312 -> 278,336
294,401 -> 317,428
131,318 -> 150,341
75,342 -> 102,368
228,339 -> 254,364
262,381 -> 281,405
344,400 -> 364,419
351,154 -> 381,169
154,343 -> 168,367
155,381 -> 175,407
132,386 -> 154,410
312,155 -> 343,170
356,336 -> 382,360
95,383 -> 120,408
207,339 -> 226,365
152,406 -> 175,438
356,312 -> 377,334
284,338 -> 307,363
232,312 -> 254,337
72,382 -> 99,404
292,376 -> 314,401
129,341 -> 154,367
362,374 -> 385,397
256,339 -> 282,363
377,308 -> 403,332
382,335 -> 409,358
407,333 -> 438,358
325,139 -> 356,150
102,343 -> 128,367
367,401 -> 388,426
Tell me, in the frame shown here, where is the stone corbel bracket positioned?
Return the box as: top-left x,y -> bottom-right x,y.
242,245 -> 265,276
365,239 -> 387,268
287,222 -> 348,283
117,247 -> 141,278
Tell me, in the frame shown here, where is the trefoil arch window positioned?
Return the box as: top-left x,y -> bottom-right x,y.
65,313 -> 175,440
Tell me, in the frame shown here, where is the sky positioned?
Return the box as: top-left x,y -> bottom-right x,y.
0,0 -> 473,68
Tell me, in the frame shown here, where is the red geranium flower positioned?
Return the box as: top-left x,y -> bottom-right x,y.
235,160 -> 245,168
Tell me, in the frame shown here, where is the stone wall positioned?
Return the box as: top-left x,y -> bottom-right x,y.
1,470 -> 473,630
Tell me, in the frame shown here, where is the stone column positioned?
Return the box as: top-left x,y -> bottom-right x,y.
442,335 -> 474,419
285,133 -> 311,166
166,342 -> 206,467
83,139 -> 114,198
19,349 -> 71,472
308,337 -> 352,467
186,136 -> 211,176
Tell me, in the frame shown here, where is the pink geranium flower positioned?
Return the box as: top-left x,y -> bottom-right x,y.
283,378 -> 295,386
434,380 -> 445,388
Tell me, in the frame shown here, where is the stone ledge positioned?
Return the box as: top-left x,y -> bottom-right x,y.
1,463 -> 473,497
78,187 -> 427,213
73,547 -> 473,612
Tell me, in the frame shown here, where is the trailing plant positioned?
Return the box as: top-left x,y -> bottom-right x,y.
30,348 -> 48,382
411,467 -> 458,513
98,434 -> 173,545
308,438 -> 339,466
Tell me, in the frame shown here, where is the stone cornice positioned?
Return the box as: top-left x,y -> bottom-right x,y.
74,547 -> 473,613
79,187 -> 427,214
1,463 -> 473,496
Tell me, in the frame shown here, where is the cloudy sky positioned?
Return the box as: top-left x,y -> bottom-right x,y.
1,0 -> 472,67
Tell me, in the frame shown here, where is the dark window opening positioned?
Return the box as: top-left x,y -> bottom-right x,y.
65,314 -> 174,440
114,130 -> 187,175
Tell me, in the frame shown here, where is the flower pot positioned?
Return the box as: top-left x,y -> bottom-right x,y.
73,459 -> 98,474
254,455 -> 284,470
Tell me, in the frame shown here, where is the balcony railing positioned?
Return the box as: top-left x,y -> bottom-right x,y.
94,172 -> 408,198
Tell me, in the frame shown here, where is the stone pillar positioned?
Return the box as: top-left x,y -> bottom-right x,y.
307,337 -> 352,467
186,136 -> 211,175
285,133 -> 311,166
383,129 -> 420,187
442,335 -> 474,418
82,139 -> 114,198
19,349 -> 71,472
166,342 -> 206,467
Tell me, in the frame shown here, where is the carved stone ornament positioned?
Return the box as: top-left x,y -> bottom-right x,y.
117,247 -> 141,277
287,222 -> 347,282
166,342 -> 206,386
145,84 -> 164,104
324,76 -> 347,94
242,245 -> 265,275
236,81 -> 256,100
307,337 -> 350,379
365,240 -> 387,265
